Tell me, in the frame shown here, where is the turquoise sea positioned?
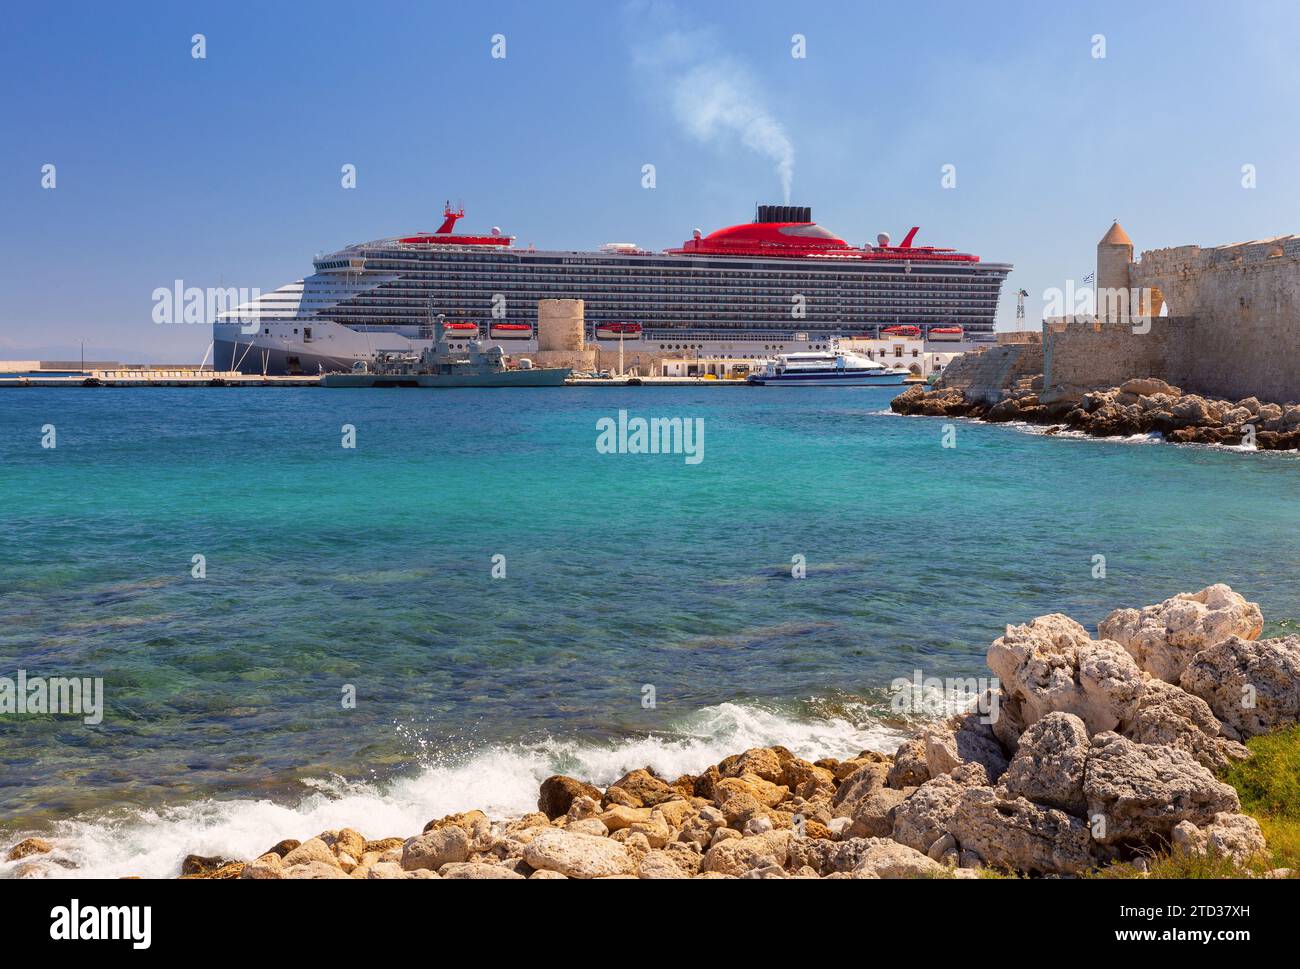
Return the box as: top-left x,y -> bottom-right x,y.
1,386 -> 1297,876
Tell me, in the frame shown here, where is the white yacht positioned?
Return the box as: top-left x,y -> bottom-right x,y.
746,346 -> 910,386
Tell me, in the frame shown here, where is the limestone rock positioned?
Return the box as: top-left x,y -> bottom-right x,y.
438,862 -> 526,879
363,861 -> 414,880
718,747 -> 785,784
700,830 -> 791,877
1099,584 -> 1264,682
950,786 -> 1096,875
566,818 -> 609,838
887,736 -> 931,789
850,838 -> 945,879
422,810 -> 487,834
846,787 -> 909,839
239,853 -> 284,879
604,768 -> 676,807
1120,377 -> 1181,398
628,809 -> 672,848
1171,813 -> 1267,867
401,825 -> 470,872
831,760 -> 890,816
8,838 -> 55,861
280,837 -> 341,870
1120,678 -> 1249,771
891,775 -> 964,854
1083,733 -> 1239,846
1179,635 -> 1300,739
282,860 -> 353,879
538,775 -> 603,820
522,828 -> 636,879
988,614 -> 1145,735
597,804 -> 651,831
923,714 -> 1008,783
1001,712 -> 1089,814
637,850 -> 690,879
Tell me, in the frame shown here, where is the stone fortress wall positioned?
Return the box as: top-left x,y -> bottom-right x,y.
1043,225 -> 1300,404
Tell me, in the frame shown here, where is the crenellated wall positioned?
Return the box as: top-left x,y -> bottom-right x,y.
1044,232 -> 1300,403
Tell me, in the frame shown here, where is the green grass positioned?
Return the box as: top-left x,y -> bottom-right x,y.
1219,725 -> 1300,870
1088,726 -> 1300,878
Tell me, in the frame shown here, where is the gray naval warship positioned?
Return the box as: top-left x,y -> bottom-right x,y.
321,315 -> 570,388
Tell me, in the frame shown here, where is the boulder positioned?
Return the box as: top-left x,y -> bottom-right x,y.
239,853 -> 284,879
604,768 -> 677,808
987,614 -> 1145,735
714,774 -> 790,809
846,787 -> 909,839
1001,712 -> 1089,814
521,828 -> 636,879
923,714 -> 1009,783
1083,733 -> 1239,846
891,775 -> 964,854
438,862 -> 526,879
422,810 -> 487,834
718,748 -> 786,784
1171,813 -> 1267,867
850,838 -> 946,879
401,825 -> 470,872
538,775 -> 603,820
700,830 -> 791,877
282,861 -> 353,879
886,736 -> 931,789
1099,585 -> 1264,682
830,760 -> 890,816
1179,635 -> 1300,739
637,850 -> 690,879
950,786 -> 1096,875
1120,377 -> 1181,398
628,809 -> 672,849
262,839 -> 300,858
280,837 -> 341,870
1120,678 -> 1249,771
6,837 -> 52,858
597,804 -> 651,831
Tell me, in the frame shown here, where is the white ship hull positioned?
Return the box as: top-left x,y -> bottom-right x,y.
746,371 -> 908,386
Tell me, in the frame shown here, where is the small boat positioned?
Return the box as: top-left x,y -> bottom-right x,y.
746,346 -> 910,386
881,325 -> 921,338
927,326 -> 964,342
490,323 -> 532,339
595,322 -> 642,340
441,322 -> 478,340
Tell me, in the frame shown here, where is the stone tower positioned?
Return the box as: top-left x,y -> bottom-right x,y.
1096,221 -> 1134,321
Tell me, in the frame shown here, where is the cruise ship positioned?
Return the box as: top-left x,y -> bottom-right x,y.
214,203 -> 1012,375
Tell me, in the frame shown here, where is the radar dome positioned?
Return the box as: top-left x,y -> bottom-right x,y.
692,228 -> 702,240
877,232 -> 891,248
491,226 -> 502,237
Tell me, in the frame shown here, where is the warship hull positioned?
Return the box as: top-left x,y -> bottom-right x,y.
321,368 -> 571,388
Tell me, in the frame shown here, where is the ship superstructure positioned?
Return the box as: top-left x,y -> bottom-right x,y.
215,203 -> 1011,375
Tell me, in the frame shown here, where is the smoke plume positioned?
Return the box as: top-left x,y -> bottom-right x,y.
632,22 -> 795,202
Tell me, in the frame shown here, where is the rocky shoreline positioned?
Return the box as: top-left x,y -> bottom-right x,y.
892,377 -> 1300,451
7,584 -> 1298,880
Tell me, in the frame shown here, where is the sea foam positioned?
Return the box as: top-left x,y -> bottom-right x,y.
0,700 -> 909,880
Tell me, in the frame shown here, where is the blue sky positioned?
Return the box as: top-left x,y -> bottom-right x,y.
2,0 -> 1297,360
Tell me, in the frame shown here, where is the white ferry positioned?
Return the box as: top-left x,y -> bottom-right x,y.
746,347 -> 910,386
